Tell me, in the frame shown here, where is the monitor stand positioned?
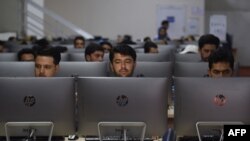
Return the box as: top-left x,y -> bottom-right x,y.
5,122 -> 54,141
195,121 -> 243,141
98,122 -> 146,141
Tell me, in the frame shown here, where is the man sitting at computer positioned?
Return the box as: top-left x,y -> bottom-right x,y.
34,48 -> 61,77
17,48 -> 35,61
198,34 -> 220,62
85,43 -> 105,62
208,47 -> 234,78
109,45 -> 137,77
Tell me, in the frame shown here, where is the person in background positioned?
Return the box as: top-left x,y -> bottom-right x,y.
120,35 -> 136,45
32,38 -> 51,53
144,42 -> 159,53
34,48 -> 61,77
17,48 -> 35,61
8,36 -> 17,42
143,36 -> 152,43
100,41 -> 113,53
109,45 -> 137,77
74,36 -> 85,48
85,43 -> 104,62
208,47 -> 234,78
0,41 -> 8,52
157,20 -> 171,42
198,34 -> 220,62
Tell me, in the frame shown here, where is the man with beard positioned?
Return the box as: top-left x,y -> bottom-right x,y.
109,45 -> 136,77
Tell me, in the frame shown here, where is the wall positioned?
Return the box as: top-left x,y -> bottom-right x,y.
44,0 -> 204,40
0,0 -> 23,36
206,0 -> 250,66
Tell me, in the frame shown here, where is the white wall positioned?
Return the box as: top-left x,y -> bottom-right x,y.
206,0 -> 250,66
45,0 -> 204,40
26,0 -> 44,38
0,0 -> 22,36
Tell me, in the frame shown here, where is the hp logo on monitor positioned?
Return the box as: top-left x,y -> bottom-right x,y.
213,94 -> 226,106
116,95 -> 128,107
24,96 -> 36,107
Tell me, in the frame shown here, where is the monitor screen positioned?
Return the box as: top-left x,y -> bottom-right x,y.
77,77 -> 169,138
174,77 -> 250,137
0,77 -> 75,137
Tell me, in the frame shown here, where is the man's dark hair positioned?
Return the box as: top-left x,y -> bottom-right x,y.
161,20 -> 169,26
100,41 -> 113,49
0,40 -> 7,52
35,48 -> 61,65
84,43 -> 104,60
143,36 -> 151,42
208,47 -> 234,70
74,36 -> 85,45
35,38 -> 50,47
121,35 -> 136,45
109,44 -> 137,62
144,42 -> 158,53
17,48 -> 35,61
198,34 -> 220,49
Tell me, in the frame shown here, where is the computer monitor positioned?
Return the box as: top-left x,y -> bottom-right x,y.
174,62 -> 239,77
133,62 -> 173,77
0,77 -> 75,137
136,50 -> 173,62
0,53 -> 17,61
67,48 -> 85,53
77,77 -> 169,138
9,44 -> 33,52
57,62 -> 108,77
0,62 -> 35,77
174,53 -> 201,62
69,53 -> 85,61
174,77 -> 250,137
174,62 -> 209,77
60,53 -> 69,61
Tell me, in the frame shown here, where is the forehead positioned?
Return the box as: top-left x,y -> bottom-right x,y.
22,53 -> 34,57
211,62 -> 231,70
91,51 -> 104,55
149,47 -> 158,51
75,39 -> 84,42
102,44 -> 112,48
35,56 -> 55,64
113,53 -> 133,60
201,44 -> 217,50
